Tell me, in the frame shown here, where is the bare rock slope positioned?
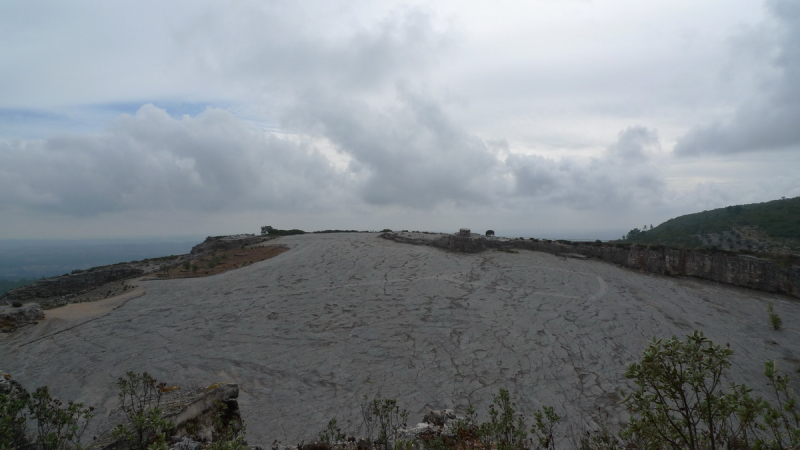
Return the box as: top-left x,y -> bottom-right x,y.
1,232 -> 798,446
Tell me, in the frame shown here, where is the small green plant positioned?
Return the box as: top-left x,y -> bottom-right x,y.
318,417 -> 346,447
191,264 -> 199,275
530,406 -> 560,450
479,389 -> 529,450
360,396 -> 408,450
762,361 -> 800,446
359,396 -> 377,448
182,260 -> 190,271
210,398 -> 248,450
393,438 -> 418,450
768,302 -> 782,330
112,372 -> 171,450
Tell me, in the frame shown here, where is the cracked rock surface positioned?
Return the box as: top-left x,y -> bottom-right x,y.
1,232 -> 799,445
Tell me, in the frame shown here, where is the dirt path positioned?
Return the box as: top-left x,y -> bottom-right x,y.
10,279 -> 147,347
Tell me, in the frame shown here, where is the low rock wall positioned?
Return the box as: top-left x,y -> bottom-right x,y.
1,265 -> 142,303
382,233 -> 800,298
514,241 -> 800,297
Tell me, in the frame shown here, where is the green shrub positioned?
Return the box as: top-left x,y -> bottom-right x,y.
210,398 -> 248,450
28,386 -> 94,450
112,372 -> 171,450
531,406 -> 560,450
768,302 -> 783,330
0,389 -> 29,449
620,331 -> 799,449
479,389 -> 528,450
318,417 -> 346,447
0,383 -> 93,450
359,396 -> 408,450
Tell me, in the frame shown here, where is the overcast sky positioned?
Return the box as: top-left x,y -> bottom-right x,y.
1,0 -> 798,240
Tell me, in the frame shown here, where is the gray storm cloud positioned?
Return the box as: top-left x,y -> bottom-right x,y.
0,105 -> 340,216
181,3 -> 448,97
509,126 -> 665,210
285,88 -> 502,208
675,0 -> 800,155
1,1 -> 797,239
0,97 -> 672,219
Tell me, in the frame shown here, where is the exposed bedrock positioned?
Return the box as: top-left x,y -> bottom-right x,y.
382,233 -> 800,298
0,302 -> 45,332
2,233 -> 799,446
1,265 -> 142,304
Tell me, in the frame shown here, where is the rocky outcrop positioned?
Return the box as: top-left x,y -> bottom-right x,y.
513,241 -> 800,298
395,409 -> 463,446
0,303 -> 44,332
1,265 -> 142,304
380,233 -> 800,298
190,234 -> 267,255
381,233 -> 497,254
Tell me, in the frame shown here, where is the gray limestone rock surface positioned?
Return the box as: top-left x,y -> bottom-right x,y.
1,233 -> 799,447
0,302 -> 44,332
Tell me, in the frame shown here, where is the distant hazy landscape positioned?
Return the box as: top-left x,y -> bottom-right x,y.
0,237 -> 202,292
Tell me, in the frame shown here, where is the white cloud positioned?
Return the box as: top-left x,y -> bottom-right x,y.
507,126 -> 666,210
0,0 -> 796,238
0,105 -> 343,216
675,0 -> 800,155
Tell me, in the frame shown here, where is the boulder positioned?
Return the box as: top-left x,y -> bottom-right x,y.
0,302 -> 44,332
422,409 -> 457,427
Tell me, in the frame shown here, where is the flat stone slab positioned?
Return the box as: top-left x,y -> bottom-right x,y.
1,233 -> 799,446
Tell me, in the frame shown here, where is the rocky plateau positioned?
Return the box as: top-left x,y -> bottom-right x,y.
1,232 -> 799,447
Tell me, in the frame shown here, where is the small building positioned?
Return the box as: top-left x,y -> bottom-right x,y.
459,228 -> 471,237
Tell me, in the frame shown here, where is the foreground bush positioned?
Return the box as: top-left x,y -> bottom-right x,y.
621,331 -> 798,449
0,382 -> 93,450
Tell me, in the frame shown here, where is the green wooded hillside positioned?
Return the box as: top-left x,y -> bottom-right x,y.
625,196 -> 800,250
